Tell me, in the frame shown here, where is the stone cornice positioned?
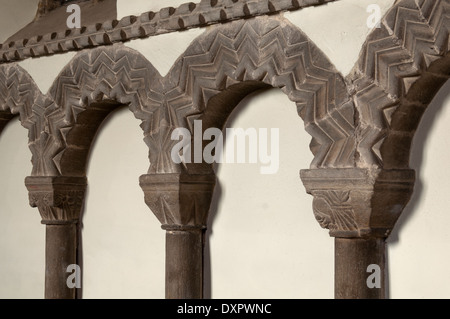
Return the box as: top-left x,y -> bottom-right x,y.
0,0 -> 337,64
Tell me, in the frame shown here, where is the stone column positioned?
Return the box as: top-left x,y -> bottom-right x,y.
301,168 -> 415,299
140,173 -> 215,299
25,176 -> 87,299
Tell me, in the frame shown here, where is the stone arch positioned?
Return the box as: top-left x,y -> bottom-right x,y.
0,63 -> 40,142
43,43 -> 163,177
351,0 -> 450,169
0,63 -> 55,176
163,15 -> 356,171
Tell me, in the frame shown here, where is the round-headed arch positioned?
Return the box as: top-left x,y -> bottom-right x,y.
164,15 -> 356,172
41,44 -> 164,177
351,0 -> 450,169
1,14 -> 361,178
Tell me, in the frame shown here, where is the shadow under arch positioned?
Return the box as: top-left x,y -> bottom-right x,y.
78,104 -> 165,299
384,79 -> 450,298
388,78 -> 450,244
0,111 -> 16,136
343,0 -> 450,298
348,0 -> 450,168
201,83 -> 270,299
60,100 -> 125,299
344,0 -> 450,242
201,85 -> 332,298
373,50 -> 450,245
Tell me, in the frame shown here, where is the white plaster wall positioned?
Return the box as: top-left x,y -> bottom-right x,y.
285,0 -> 395,76
0,0 -> 38,44
117,0 -> 190,20
81,107 -> 165,299
125,28 -> 205,77
0,0 -> 450,299
207,88 -> 333,298
0,119 -> 45,298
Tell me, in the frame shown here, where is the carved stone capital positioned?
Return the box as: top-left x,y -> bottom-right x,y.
25,176 -> 87,225
139,173 -> 216,230
300,168 -> 415,238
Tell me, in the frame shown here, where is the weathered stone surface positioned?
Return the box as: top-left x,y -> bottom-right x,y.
25,176 -> 87,224
140,172 -> 215,299
0,0 -> 449,300
0,15 -> 354,177
24,175 -> 86,299
335,237 -> 386,299
140,173 -> 216,229
0,0 -> 338,63
301,168 -> 415,238
350,0 -> 450,169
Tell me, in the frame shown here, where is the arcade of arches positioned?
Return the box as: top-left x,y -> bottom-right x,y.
0,0 -> 449,299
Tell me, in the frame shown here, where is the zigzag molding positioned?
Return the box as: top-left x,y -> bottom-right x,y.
0,15 -> 354,176
46,45 -> 164,176
166,17 -> 355,169
5,0 -> 448,176
351,0 -> 450,168
0,63 -> 38,123
0,0 -> 337,64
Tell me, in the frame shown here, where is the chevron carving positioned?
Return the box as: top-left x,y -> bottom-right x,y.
352,0 -> 450,168
0,64 -> 38,128
0,15 -> 354,176
167,16 -> 355,169
1,1 -> 449,177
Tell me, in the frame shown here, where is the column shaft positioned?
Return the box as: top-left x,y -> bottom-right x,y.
165,229 -> 204,299
26,176 -> 86,299
335,237 -> 386,299
45,223 -> 78,299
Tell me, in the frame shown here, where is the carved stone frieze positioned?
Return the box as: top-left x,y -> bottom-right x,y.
301,168 -> 415,238
25,176 -> 87,224
0,0 -> 337,63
